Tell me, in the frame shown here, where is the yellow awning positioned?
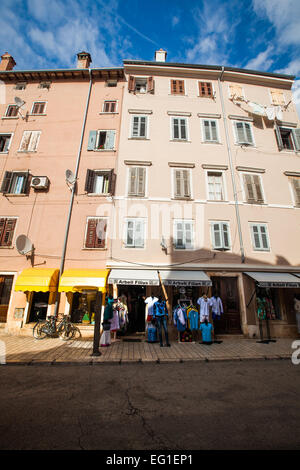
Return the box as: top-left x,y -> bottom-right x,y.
14,268 -> 60,293
58,269 -> 109,293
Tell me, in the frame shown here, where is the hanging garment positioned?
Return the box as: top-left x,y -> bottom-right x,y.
275,106 -> 282,120
265,297 -> 276,320
100,330 -> 111,347
200,322 -> 213,343
153,300 -> 168,317
104,297 -> 114,321
145,296 -> 158,319
110,308 -> 120,331
173,306 -> 187,332
187,306 -> 199,331
248,101 -> 266,116
197,297 -> 210,322
147,324 -> 157,343
265,107 -> 276,120
257,297 -> 266,320
210,296 -> 224,319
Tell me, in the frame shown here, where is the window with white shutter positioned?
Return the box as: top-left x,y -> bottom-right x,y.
125,219 -> 145,248
131,115 -> 147,138
171,117 -> 188,140
211,222 -> 231,250
243,173 -> 264,204
202,120 -> 219,142
128,167 -> 146,197
250,224 -> 270,251
291,178 -> 300,207
173,169 -> 191,199
207,172 -> 225,201
19,131 -> 41,152
174,220 -> 194,250
95,130 -> 116,150
234,121 -> 254,145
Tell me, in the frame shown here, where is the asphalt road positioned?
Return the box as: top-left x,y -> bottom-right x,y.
0,360 -> 299,450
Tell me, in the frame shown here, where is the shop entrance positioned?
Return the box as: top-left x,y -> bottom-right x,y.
29,291 -> 49,322
117,285 -> 146,334
0,275 -> 14,323
70,291 -> 97,324
211,277 -> 242,334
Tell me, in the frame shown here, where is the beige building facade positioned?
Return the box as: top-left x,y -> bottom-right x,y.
108,51 -> 300,339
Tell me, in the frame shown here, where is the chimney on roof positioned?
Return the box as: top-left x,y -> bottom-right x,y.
155,49 -> 167,62
77,51 -> 92,69
0,52 -> 16,71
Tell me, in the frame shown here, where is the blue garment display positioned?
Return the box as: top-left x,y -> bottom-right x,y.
173,306 -> 187,332
153,301 -> 168,317
187,308 -> 198,330
147,325 -> 157,343
200,322 -> 213,343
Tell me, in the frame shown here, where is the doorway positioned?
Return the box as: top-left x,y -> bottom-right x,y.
0,275 -> 14,323
211,276 -> 242,334
29,291 -> 49,322
118,285 -> 146,334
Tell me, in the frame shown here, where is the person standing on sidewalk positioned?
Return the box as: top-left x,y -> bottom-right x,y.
153,296 -> 170,348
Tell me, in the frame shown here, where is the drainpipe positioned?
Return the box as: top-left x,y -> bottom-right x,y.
218,67 -> 245,264
53,68 -> 93,316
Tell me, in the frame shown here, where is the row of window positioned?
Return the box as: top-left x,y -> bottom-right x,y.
1,120 -> 299,154
0,215 -> 271,252
3,100 -> 119,119
128,77 -> 287,106
1,166 -> 300,208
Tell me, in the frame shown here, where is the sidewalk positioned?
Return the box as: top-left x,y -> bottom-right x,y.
0,331 -> 297,365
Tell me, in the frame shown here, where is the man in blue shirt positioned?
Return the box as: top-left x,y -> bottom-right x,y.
153,297 -> 170,347
200,318 -> 214,345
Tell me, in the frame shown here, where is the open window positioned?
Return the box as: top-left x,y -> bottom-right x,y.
84,169 -> 115,195
275,126 -> 300,151
128,76 -> 154,94
0,171 -> 30,195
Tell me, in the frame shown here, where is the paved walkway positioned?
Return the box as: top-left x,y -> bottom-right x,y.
0,331 -> 298,365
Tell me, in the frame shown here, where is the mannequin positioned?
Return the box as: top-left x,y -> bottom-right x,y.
294,295 -> 300,334
197,293 -> 210,322
144,292 -> 158,322
153,295 -> 170,347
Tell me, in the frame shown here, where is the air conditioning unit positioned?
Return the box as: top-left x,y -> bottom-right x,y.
31,176 -> 49,190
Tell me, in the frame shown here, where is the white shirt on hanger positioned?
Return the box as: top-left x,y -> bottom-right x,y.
197,296 -> 210,321
145,296 -> 158,318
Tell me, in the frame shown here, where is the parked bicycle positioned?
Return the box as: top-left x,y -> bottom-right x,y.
33,312 -> 81,341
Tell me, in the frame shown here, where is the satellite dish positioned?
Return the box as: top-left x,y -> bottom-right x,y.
16,234 -> 33,255
14,96 -> 25,108
65,169 -> 76,185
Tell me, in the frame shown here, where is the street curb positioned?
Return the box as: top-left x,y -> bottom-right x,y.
0,355 -> 292,366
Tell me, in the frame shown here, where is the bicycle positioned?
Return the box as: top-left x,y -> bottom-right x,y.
33,312 -> 81,340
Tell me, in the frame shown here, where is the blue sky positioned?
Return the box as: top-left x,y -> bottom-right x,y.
1,0 -> 300,102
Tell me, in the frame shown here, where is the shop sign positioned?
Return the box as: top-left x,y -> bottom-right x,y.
163,280 -> 211,287
259,282 -> 300,288
113,279 -> 159,286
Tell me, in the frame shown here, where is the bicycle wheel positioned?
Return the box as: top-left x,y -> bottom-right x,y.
58,323 -> 73,341
70,325 -> 81,340
33,322 -> 47,340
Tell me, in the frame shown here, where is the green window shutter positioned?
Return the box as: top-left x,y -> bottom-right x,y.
292,128 -> 300,151
175,221 -> 184,248
243,174 -> 255,202
203,120 -> 211,141
212,223 -> 222,249
139,117 -> 146,138
244,123 -> 253,144
184,222 -> 193,249
235,122 -> 245,144
183,170 -> 190,197
87,131 -> 97,150
175,170 -> 182,197
137,167 -> 146,196
128,167 -> 137,195
292,178 -> 300,206
1,171 -> 13,193
132,117 -> 140,137
104,130 -> 115,150
222,223 -> 230,249
173,118 -> 179,139
253,174 -> 264,203
180,119 -> 187,140
274,124 -> 283,150
252,225 -> 261,249
84,169 -> 95,193
260,225 -> 269,250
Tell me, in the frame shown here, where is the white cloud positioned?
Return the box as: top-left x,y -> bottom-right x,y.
172,16 -> 180,27
245,45 -> 274,71
252,0 -> 300,46
292,79 -> 300,118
